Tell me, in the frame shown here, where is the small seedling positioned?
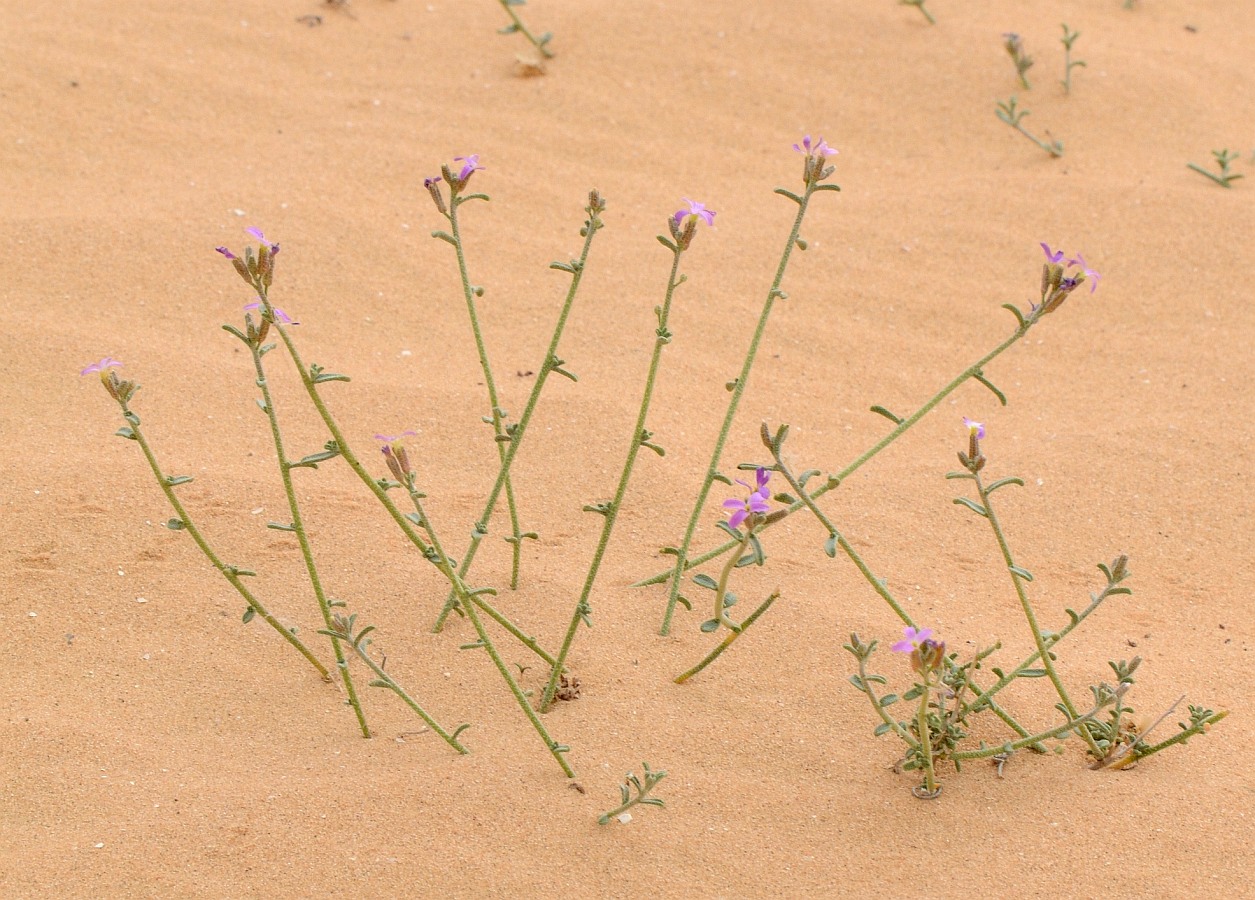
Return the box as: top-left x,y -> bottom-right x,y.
1187,149 -> 1244,188
996,96 -> 1064,157
1002,32 -> 1033,89
899,0 -> 934,25
598,763 -> 667,824
1059,24 -> 1085,94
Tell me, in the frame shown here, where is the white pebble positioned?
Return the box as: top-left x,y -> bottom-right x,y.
28,611 -> 36,618
136,597 -> 147,604
617,813 -> 632,824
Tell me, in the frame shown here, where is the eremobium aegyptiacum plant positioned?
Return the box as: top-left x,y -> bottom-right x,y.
82,136 -> 1226,818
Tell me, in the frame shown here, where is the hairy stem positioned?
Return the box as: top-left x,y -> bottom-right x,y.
250,336 -> 370,736
539,240 -> 686,711
117,401 -> 329,679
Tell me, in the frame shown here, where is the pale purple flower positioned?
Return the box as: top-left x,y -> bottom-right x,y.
215,246 -> 238,260
891,626 -> 934,654
1040,242 -> 1065,264
80,357 -> 123,376
793,134 -> 837,158
673,198 -> 716,227
243,302 -> 295,325
374,430 -> 419,443
1066,253 -> 1101,293
424,175 -> 441,189
722,467 -> 771,529
246,227 -> 279,254
454,154 -> 484,181
963,417 -> 985,440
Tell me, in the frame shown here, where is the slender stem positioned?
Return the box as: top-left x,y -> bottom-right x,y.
959,577 -> 1121,718
343,636 -> 469,753
496,0 -> 553,59
1115,710 -> 1228,764
674,589 -> 780,684
250,338 -> 370,737
445,195 -> 527,590
264,308 -> 558,669
539,242 -> 687,712
117,402 -> 329,679
404,480 -> 574,777
711,532 -> 750,631
949,687 -> 1120,761
974,467 -> 1102,755
772,454 -> 916,627
855,654 -> 919,749
636,315 -> 1035,590
916,678 -> 938,794
432,193 -> 605,633
659,174 -> 834,635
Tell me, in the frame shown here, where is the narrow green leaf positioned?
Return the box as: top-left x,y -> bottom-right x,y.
880,693 -> 899,707
985,477 -> 1024,493
432,230 -> 456,245
692,573 -> 719,591
115,426 -> 137,440
312,372 -> 351,384
773,188 -> 803,204
1017,668 -> 1048,678
973,371 -> 1008,406
953,497 -> 988,517
266,522 -> 296,532
166,475 -> 194,486
824,535 -> 837,558
165,518 -> 186,531
1008,564 -> 1034,581
242,607 -> 256,624
700,619 -> 721,633
873,723 -> 893,736
870,405 -> 903,425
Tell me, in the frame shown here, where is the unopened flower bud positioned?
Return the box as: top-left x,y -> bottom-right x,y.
424,176 -> 447,215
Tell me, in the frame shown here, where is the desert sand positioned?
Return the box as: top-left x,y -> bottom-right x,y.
3,0 -> 1253,896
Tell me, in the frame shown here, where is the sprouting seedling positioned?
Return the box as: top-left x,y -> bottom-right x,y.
996,96 -> 1064,157
496,0 -> 553,61
1059,24 -> 1085,94
1002,32 -> 1033,89
597,762 -> 667,825
1187,149 -> 1244,188
899,0 -> 934,25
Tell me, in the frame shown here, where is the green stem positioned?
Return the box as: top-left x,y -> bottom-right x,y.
1117,710 -> 1228,764
117,402 -> 330,680
539,241 -> 687,712
636,316 -> 1034,590
659,175 -> 835,635
264,309 -> 558,669
959,578 -> 1120,718
343,636 -> 469,753
250,338 -> 370,736
404,480 -> 574,777
974,467 -> 1102,755
432,193 -> 605,633
916,679 -> 938,794
674,589 -> 780,684
496,0 -> 553,58
445,194 -> 527,590
855,654 -> 919,749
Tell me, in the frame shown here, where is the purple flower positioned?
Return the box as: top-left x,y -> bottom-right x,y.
673,198 -> 716,227
722,467 -> 771,529
793,134 -> 837,158
1066,252 -> 1101,293
424,175 -> 441,189
963,417 -> 985,440
374,430 -> 419,443
1040,242 -> 1065,264
454,154 -> 484,181
891,626 -> 934,654
244,302 -> 295,325
246,227 -> 280,255
80,357 -> 123,376
215,246 -> 238,260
